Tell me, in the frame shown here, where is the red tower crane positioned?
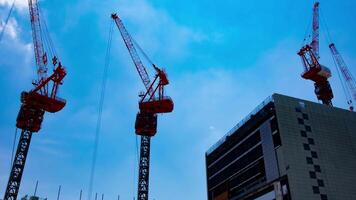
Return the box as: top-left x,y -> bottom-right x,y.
111,13 -> 173,200
329,43 -> 356,111
298,1 -> 334,106
3,1 -> 66,199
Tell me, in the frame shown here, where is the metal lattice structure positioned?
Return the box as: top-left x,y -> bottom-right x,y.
329,43 -> 356,111
4,130 -> 33,200
137,136 -> 151,200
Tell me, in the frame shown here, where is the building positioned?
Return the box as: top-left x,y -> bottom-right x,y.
205,94 -> 356,200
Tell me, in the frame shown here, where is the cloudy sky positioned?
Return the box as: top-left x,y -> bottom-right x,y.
1,0 -> 356,199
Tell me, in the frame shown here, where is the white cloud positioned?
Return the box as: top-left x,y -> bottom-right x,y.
0,0 -> 27,11
1,17 -> 18,39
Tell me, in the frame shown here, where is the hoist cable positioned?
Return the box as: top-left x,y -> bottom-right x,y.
132,37 -> 154,67
0,0 -> 16,44
9,128 -> 18,169
87,20 -> 114,200
133,135 -> 140,198
320,10 -> 333,45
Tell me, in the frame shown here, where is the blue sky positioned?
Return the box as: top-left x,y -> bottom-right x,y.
1,0 -> 356,199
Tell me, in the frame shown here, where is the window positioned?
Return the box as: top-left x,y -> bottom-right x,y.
306,157 -> 313,164
305,125 -> 312,132
273,132 -> 282,148
308,138 -> 315,145
309,171 -> 317,179
270,117 -> 279,132
298,118 -> 304,125
317,179 -> 325,187
320,194 -> 328,200
311,151 -> 318,158
295,107 -> 302,113
314,165 -> 321,172
303,144 -> 311,150
300,130 -> 307,137
302,113 -> 309,120
312,186 -> 320,194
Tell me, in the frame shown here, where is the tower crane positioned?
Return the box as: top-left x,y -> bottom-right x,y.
3,1 -> 66,199
298,1 -> 334,106
111,13 -> 174,200
329,43 -> 356,111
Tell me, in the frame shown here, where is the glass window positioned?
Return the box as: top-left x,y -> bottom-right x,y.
314,165 -> 321,172
312,186 -> 320,194
300,130 -> 307,137
305,125 -> 312,132
308,138 -> 315,145
254,190 -> 275,200
318,179 -> 325,187
311,151 -> 318,158
306,157 -> 313,164
321,194 -> 328,200
298,118 -> 304,125
310,171 -> 317,179
303,144 -> 311,150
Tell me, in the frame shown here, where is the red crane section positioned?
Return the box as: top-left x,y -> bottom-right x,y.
111,14 -> 151,91
329,43 -> 356,111
298,1 -> 334,106
111,13 -> 173,118
29,0 -> 48,81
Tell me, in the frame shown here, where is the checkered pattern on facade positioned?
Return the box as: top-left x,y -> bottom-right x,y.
296,107 -> 328,200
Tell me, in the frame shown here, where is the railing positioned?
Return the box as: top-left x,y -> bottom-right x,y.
206,96 -> 274,155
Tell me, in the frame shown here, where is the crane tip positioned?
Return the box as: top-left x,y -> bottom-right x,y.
111,13 -> 118,19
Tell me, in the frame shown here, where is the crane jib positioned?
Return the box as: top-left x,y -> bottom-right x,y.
29,0 -> 48,80
111,14 -> 152,92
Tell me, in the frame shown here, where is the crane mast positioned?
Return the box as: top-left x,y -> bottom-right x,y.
298,1 -> 334,106
3,1 -> 66,199
111,13 -> 173,200
329,43 -> 356,111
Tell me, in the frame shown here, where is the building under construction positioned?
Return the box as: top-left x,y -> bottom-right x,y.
205,94 -> 356,200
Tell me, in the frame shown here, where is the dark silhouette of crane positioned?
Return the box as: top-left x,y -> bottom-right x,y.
3,1 -> 66,199
298,1 -> 334,106
111,13 -> 173,200
329,43 -> 356,111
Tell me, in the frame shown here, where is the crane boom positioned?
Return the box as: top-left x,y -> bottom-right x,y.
311,1 -> 320,58
111,14 -> 151,91
329,43 -> 356,111
29,0 -> 48,81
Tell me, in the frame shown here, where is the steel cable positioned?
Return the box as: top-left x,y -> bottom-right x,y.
87,20 -> 114,200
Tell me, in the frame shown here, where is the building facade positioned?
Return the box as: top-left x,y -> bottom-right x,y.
205,94 -> 356,200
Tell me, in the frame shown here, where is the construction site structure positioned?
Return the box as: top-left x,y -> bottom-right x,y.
111,13 -> 173,200
298,1 -> 334,106
3,0 -> 66,199
21,196 -> 47,200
